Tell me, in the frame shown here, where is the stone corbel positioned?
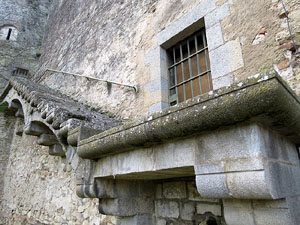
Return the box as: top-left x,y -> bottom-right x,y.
194,123 -> 300,200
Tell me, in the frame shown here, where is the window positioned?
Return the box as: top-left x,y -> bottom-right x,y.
167,28 -> 212,106
12,68 -> 29,76
0,25 -> 18,41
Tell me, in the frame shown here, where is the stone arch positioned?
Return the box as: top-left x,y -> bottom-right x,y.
3,96 -> 66,156
0,25 -> 18,41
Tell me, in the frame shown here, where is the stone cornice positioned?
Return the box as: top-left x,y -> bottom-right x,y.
77,70 -> 300,159
0,75 -> 120,132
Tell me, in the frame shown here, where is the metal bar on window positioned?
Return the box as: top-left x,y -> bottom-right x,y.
168,47 -> 208,69
187,39 -> 194,98
179,43 -> 186,102
169,69 -> 211,89
202,31 -> 212,91
167,29 -> 211,105
173,47 -> 178,105
195,34 -> 203,94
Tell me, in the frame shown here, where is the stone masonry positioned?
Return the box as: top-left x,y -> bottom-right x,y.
1,0 -> 300,225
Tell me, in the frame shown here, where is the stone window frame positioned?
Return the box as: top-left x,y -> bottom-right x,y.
0,24 -> 18,41
166,26 -> 212,106
144,0 -> 244,114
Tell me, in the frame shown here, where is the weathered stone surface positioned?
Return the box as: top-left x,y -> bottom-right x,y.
0,0 -> 50,80
1,0 -> 300,224
0,114 -> 15,200
163,182 -> 187,199
223,199 -> 295,225
180,202 -> 195,221
0,133 -> 115,224
196,203 -> 221,216
155,200 -> 180,218
78,72 -> 300,159
1,76 -> 121,133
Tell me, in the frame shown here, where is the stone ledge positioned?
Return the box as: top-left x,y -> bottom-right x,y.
77,70 -> 300,159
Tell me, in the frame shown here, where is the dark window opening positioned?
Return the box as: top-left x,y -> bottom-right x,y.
297,145 -> 300,161
6,28 -> 12,40
206,217 -> 218,225
167,28 -> 212,105
12,68 -> 29,76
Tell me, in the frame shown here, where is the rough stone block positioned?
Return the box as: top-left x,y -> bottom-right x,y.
156,183 -> 163,199
195,124 -> 263,164
148,102 -> 169,115
37,134 -> 58,146
155,0 -> 216,45
144,46 -> 169,80
196,203 -> 221,216
264,161 -> 300,199
206,22 -> 224,51
24,122 -> 49,136
210,40 -> 244,79
156,218 -> 166,225
252,199 -> 288,209
212,74 -> 234,90
226,171 -> 271,199
223,200 -> 255,225
163,181 -> 187,199
254,208 -> 292,225
144,77 -> 168,93
187,181 -> 219,203
180,202 -> 195,221
155,200 -> 180,218
205,2 -> 230,29
48,144 -> 65,156
196,174 -> 231,198
116,215 -> 153,225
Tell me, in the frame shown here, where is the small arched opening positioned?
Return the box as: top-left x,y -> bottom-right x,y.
0,25 -> 18,41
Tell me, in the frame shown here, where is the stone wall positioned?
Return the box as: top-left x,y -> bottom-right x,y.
0,0 -> 51,80
221,0 -> 300,94
1,1 -> 300,225
155,180 -> 224,225
0,121 -> 115,225
36,0 -> 206,120
0,114 -> 15,203
35,0 -> 300,120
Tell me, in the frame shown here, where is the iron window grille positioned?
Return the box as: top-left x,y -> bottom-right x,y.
167,28 -> 212,106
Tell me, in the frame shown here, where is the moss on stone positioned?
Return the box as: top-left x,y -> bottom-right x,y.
77,71 -> 300,159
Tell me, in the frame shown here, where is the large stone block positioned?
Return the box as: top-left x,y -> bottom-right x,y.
196,202 -> 221,216
254,208 -> 292,225
187,181 -> 219,203
206,22 -> 224,51
155,200 -> 180,218
163,182 -> 187,199
180,202 -> 195,221
205,2 -> 230,29
210,40 -> 244,79
223,200 -> 255,225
